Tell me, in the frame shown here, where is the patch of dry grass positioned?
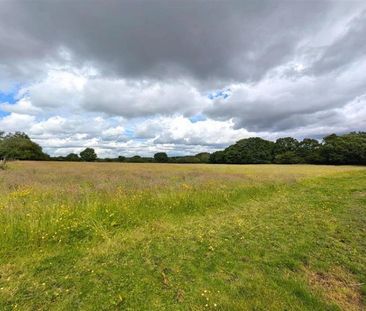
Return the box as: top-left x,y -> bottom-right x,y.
306,266 -> 364,311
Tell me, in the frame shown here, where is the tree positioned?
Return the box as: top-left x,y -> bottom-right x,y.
80,148 -> 97,162
65,153 -> 80,161
195,152 -> 210,163
154,152 -> 168,163
274,151 -> 303,164
209,151 -> 226,163
0,132 -> 48,160
224,137 -> 275,164
173,156 -> 200,163
274,137 -> 299,154
297,138 -> 322,163
129,155 -> 143,163
117,156 -> 126,162
321,132 -> 366,165
273,137 -> 301,164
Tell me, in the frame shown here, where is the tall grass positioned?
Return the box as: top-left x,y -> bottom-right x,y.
0,162 -> 365,310
0,158 -> 6,170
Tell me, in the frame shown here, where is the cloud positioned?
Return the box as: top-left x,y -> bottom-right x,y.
0,0 -> 354,83
0,113 -> 35,132
81,78 -> 210,118
1,1 -> 366,156
310,9 -> 366,75
0,98 -> 41,115
207,56 -> 366,132
135,115 -> 251,146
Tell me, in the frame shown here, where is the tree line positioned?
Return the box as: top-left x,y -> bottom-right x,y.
1,131 -> 365,165
210,132 -> 366,165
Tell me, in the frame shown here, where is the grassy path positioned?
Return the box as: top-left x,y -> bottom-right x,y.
0,164 -> 365,310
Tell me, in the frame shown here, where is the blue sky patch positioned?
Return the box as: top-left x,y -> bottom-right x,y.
0,91 -> 17,104
0,91 -> 17,117
189,114 -> 207,123
208,88 -> 231,100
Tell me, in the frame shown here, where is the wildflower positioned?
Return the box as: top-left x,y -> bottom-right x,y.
182,183 -> 191,190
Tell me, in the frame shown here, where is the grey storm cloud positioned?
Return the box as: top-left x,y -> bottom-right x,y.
0,0 -> 340,83
310,9 -> 366,76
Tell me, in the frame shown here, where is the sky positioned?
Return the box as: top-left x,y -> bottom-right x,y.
0,0 -> 366,157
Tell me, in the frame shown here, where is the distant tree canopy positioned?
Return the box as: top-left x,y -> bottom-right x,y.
273,137 -> 302,164
321,132 -> 366,165
297,138 -> 322,163
154,152 -> 168,163
224,137 -> 275,164
79,148 -> 97,162
195,152 -> 210,163
117,156 -> 126,162
65,153 -> 80,161
0,132 -> 48,160
209,132 -> 366,165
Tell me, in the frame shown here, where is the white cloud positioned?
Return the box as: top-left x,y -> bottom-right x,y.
0,113 -> 35,132
0,97 -> 41,115
135,115 -> 251,146
19,67 -> 87,109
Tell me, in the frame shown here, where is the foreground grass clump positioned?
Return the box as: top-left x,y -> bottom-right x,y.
0,162 -> 365,310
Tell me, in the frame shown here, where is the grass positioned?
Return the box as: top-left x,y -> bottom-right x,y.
0,162 -> 365,310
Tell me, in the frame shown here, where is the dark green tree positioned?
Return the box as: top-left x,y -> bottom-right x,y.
274,151 -> 303,164
65,153 -> 80,161
173,156 -> 200,163
297,138 -> 322,163
79,148 -> 97,162
321,132 -> 366,165
273,137 -> 301,164
0,132 -> 48,160
129,155 -> 143,163
117,156 -> 126,162
224,137 -> 275,164
154,152 -> 168,163
209,151 -> 226,163
274,137 -> 299,154
195,152 -> 210,163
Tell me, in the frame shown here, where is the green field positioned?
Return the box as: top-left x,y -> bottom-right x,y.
0,162 -> 365,310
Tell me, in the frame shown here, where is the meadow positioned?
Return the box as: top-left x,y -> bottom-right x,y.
0,162 -> 365,310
